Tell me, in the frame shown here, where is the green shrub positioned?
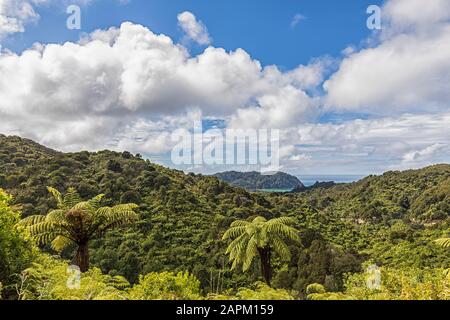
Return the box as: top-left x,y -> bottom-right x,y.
128,272 -> 202,300
306,283 -> 326,295
236,282 -> 296,300
0,189 -> 35,298
310,267 -> 449,300
14,254 -> 129,300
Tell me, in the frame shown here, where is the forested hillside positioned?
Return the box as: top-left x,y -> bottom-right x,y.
214,171 -> 304,191
0,134 -> 448,300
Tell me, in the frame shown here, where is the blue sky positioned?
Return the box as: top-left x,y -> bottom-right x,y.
0,0 -> 449,176
6,0 -> 382,68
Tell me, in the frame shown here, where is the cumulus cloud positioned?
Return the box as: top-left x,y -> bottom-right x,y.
0,0 -> 128,40
177,11 -> 211,45
0,22 -> 321,153
383,0 -> 450,32
0,0 -> 46,39
324,0 -> 450,115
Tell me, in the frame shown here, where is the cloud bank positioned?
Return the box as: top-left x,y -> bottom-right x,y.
0,0 -> 449,174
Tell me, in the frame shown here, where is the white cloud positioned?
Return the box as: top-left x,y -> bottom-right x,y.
324,0 -> 450,115
279,112 -> 450,174
0,0 -> 46,39
228,86 -> 320,129
289,154 -> 312,162
401,143 -> 447,168
0,22 -> 322,153
1,0 -> 449,175
383,0 -> 450,32
177,11 -> 211,46
0,0 -> 129,40
290,13 -> 306,28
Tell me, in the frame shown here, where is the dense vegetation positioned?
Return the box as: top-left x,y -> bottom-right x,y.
0,134 -> 448,300
214,171 -> 304,190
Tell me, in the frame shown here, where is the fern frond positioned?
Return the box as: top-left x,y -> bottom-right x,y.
435,238 -> 450,248
47,187 -> 63,208
45,209 -> 67,223
252,216 -> 267,224
18,215 -> 45,227
109,205 -> 139,223
225,233 -> 247,254
222,226 -> 246,240
266,223 -> 300,243
51,235 -> 74,252
63,188 -> 82,209
266,217 -> 296,227
243,236 -> 258,271
230,220 -> 250,228
108,276 -> 130,289
32,232 -> 61,246
272,236 -> 291,261
28,221 -> 55,235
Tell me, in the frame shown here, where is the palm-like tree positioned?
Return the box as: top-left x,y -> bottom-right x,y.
19,187 -> 138,272
222,216 -> 300,285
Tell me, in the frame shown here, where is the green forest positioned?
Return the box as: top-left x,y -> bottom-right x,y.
0,134 -> 449,300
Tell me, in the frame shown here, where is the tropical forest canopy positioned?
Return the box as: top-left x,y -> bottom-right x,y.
0,134 -> 448,300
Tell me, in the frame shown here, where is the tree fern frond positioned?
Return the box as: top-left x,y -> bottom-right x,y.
28,221 -> 55,235
252,216 -> 267,224
95,207 -> 112,218
17,215 -> 45,227
225,233 -> 248,254
71,201 -> 95,214
222,226 -> 246,240
266,217 -> 296,227
33,232 -> 61,246
109,205 -> 139,223
266,223 -> 300,243
272,236 -> 291,261
51,235 -> 74,252
435,238 -> 450,248
63,188 -> 82,209
108,276 -> 130,289
45,209 -> 67,223
88,194 -> 105,211
47,187 -> 63,208
243,236 -> 258,271
230,220 -> 250,228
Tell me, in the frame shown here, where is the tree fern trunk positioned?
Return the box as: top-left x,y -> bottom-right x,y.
259,247 -> 272,286
72,242 -> 89,272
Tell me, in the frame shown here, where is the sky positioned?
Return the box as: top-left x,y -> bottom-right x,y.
0,0 -> 449,176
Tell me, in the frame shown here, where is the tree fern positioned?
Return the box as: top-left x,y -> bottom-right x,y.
19,187 -> 138,272
222,216 -> 300,285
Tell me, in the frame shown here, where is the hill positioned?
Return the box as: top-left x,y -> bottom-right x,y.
0,134 -> 449,297
292,181 -> 336,193
214,171 -> 304,191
